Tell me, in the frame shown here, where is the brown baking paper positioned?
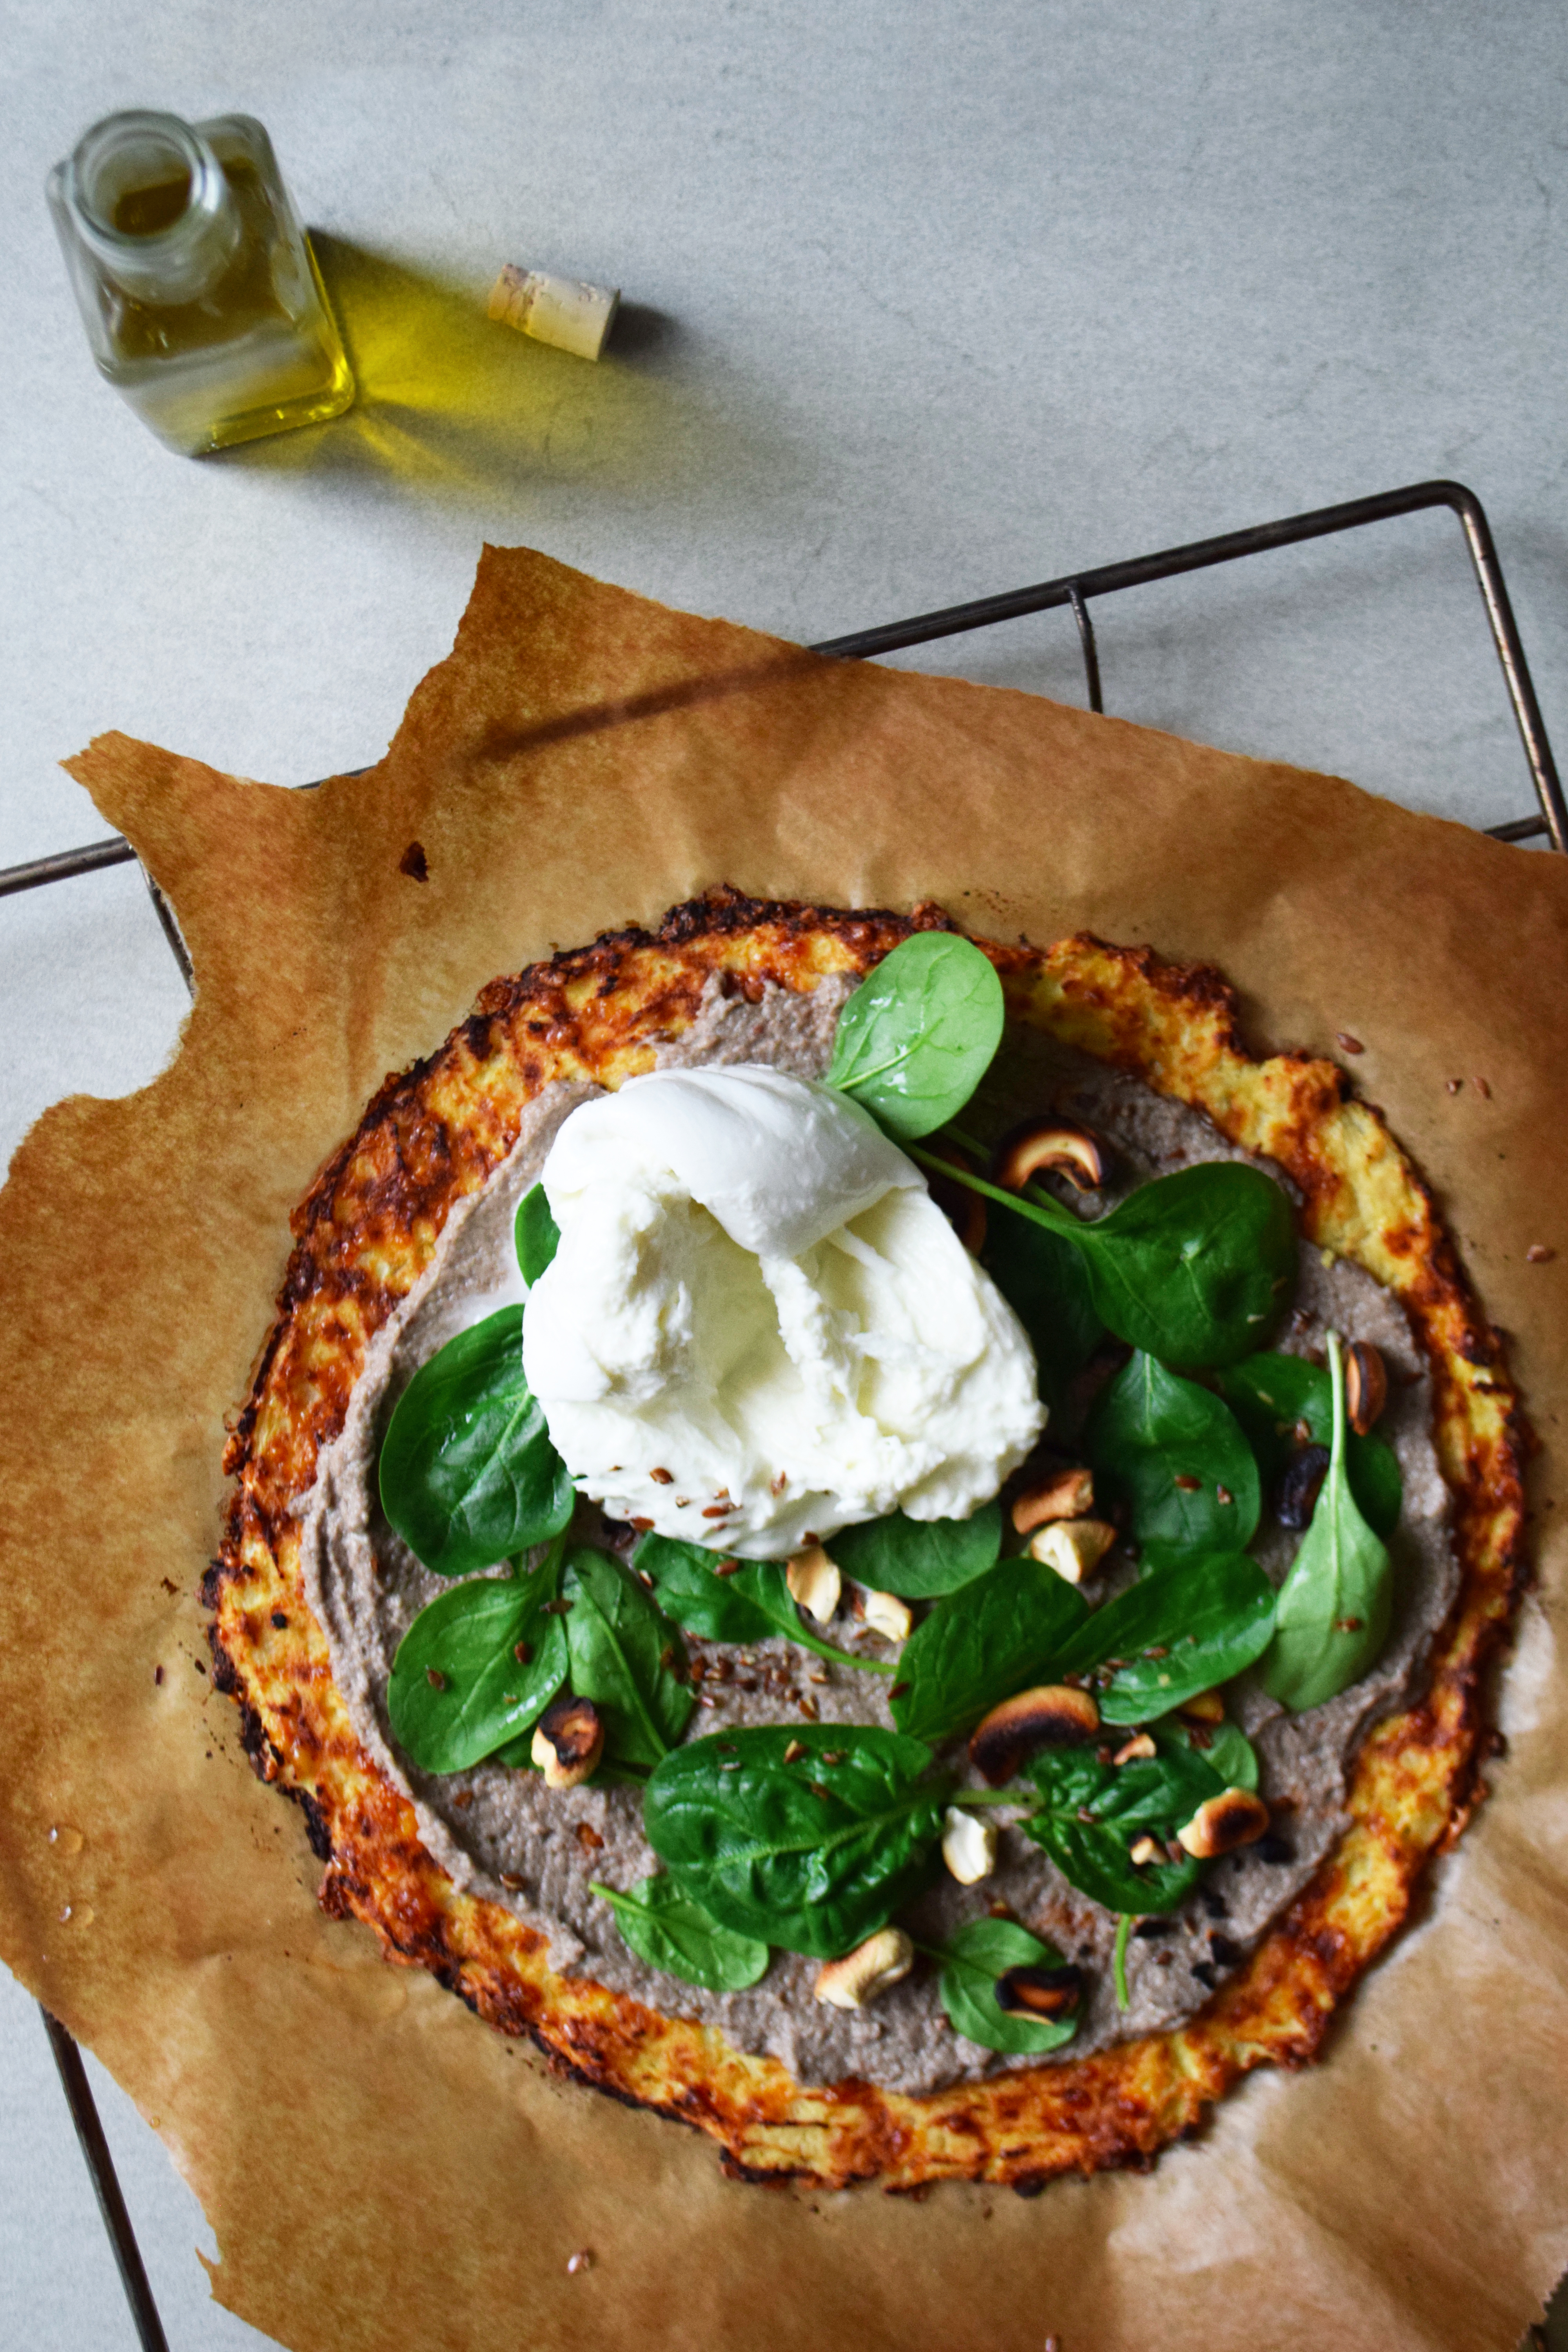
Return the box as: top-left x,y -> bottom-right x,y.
2,544 -> 1567,2352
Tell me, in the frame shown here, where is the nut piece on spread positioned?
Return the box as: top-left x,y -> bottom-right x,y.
813,1926 -> 915,2011
969,1684 -> 1100,1786
992,1117 -> 1107,1195
1176,1787 -> 1271,1860
530,1694 -> 605,1790
787,1545 -> 842,1625
861,1587 -> 913,1643
1027,1517 -> 1117,1584
942,1804 -> 998,1885
993,1962 -> 1084,2020
1277,1444 -> 1330,1530
1012,1464 -> 1095,1534
1112,1731 -> 1156,1765
1344,1339 -> 1388,1435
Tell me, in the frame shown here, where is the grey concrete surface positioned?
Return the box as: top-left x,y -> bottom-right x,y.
3,2 -> 1566,2343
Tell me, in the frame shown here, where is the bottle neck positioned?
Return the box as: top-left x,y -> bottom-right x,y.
56,111 -> 241,303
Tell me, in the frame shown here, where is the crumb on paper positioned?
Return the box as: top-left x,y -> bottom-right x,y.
566,2248 -> 594,2275
1336,1032 -> 1365,1055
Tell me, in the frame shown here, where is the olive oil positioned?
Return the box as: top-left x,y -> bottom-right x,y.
47,109 -> 354,456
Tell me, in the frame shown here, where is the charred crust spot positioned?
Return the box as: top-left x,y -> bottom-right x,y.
207,1624 -> 240,1694
298,1788 -> 335,1862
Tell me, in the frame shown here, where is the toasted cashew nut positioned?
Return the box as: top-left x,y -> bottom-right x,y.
861,1588 -> 913,1643
531,1695 -> 604,1790
1345,1340 -> 1388,1434
942,1806 -> 998,1885
1012,1465 -> 1095,1534
970,1684 -> 1100,1785
993,1119 -> 1107,1194
813,1927 -> 915,2010
1028,1518 -> 1116,1584
786,1545 -> 841,1625
1176,1788 -> 1270,1859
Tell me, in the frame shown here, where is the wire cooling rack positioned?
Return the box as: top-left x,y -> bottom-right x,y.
10,476 -> 1564,2352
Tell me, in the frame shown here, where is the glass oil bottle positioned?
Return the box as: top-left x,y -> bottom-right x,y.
47,109 -> 355,456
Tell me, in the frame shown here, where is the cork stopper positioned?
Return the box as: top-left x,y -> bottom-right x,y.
487,263 -> 620,361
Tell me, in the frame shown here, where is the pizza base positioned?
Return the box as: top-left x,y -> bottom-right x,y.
206,891 -> 1528,2191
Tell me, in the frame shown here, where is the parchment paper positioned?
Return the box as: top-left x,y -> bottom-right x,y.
2,543 -> 1567,2352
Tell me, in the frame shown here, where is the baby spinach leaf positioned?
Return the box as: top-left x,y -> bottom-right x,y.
1071,1164 -> 1295,1368
935,1916 -> 1079,2055
1212,1350 -> 1402,1539
1113,1910 -> 1133,2008
1262,1330 -> 1394,1712
590,1873 -> 770,1992
827,932 -> 1005,1142
632,1535 -> 891,1671
981,1211 -> 1105,1418
386,1547 -> 569,1774
889,1556 -> 1090,1745
633,1533 -> 780,1645
1060,1550 -> 1276,1724
563,1545 -> 694,1771
827,1502 -> 1003,1599
514,1183 -> 561,1284
1085,1352 -> 1259,1571
644,1723 -> 949,1959
378,1307 -> 575,1578
1151,1712 -> 1260,1793
916,1154 -> 1295,1369
1023,1743 -> 1220,1913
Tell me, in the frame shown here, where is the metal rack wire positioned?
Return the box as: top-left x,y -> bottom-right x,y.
12,476 -> 1563,2350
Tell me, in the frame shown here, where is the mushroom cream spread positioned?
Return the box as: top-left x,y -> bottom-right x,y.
300,975 -> 1455,2095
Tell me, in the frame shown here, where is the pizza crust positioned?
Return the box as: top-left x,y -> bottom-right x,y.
206,892 -> 1528,2190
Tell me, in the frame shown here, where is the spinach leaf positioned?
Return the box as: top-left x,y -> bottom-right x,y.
590,1874 -> 770,1992
981,1211 -> 1105,1418
1085,1352 -> 1259,1572
633,1533 -> 780,1644
827,1502 -> 1003,1599
385,1546 -> 570,1773
890,1557 -> 1089,1744
633,1534 -> 892,1672
1213,1350 -> 1402,1539
378,1307 -> 575,1578
934,1916 -> 1079,2055
1262,1330 -> 1394,1711
563,1546 -> 694,1771
915,1154 -> 1295,1370
1152,1712 -> 1260,1792
1022,1743 -> 1219,1913
515,1183 -> 560,1284
1059,1551 -> 1276,1724
1113,1910 -> 1133,2009
644,1723 -> 949,1958
1072,1165 -> 1296,1368
826,933 -> 1005,1142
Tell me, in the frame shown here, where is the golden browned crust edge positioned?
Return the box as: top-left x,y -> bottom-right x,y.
205,888 -> 1529,2191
